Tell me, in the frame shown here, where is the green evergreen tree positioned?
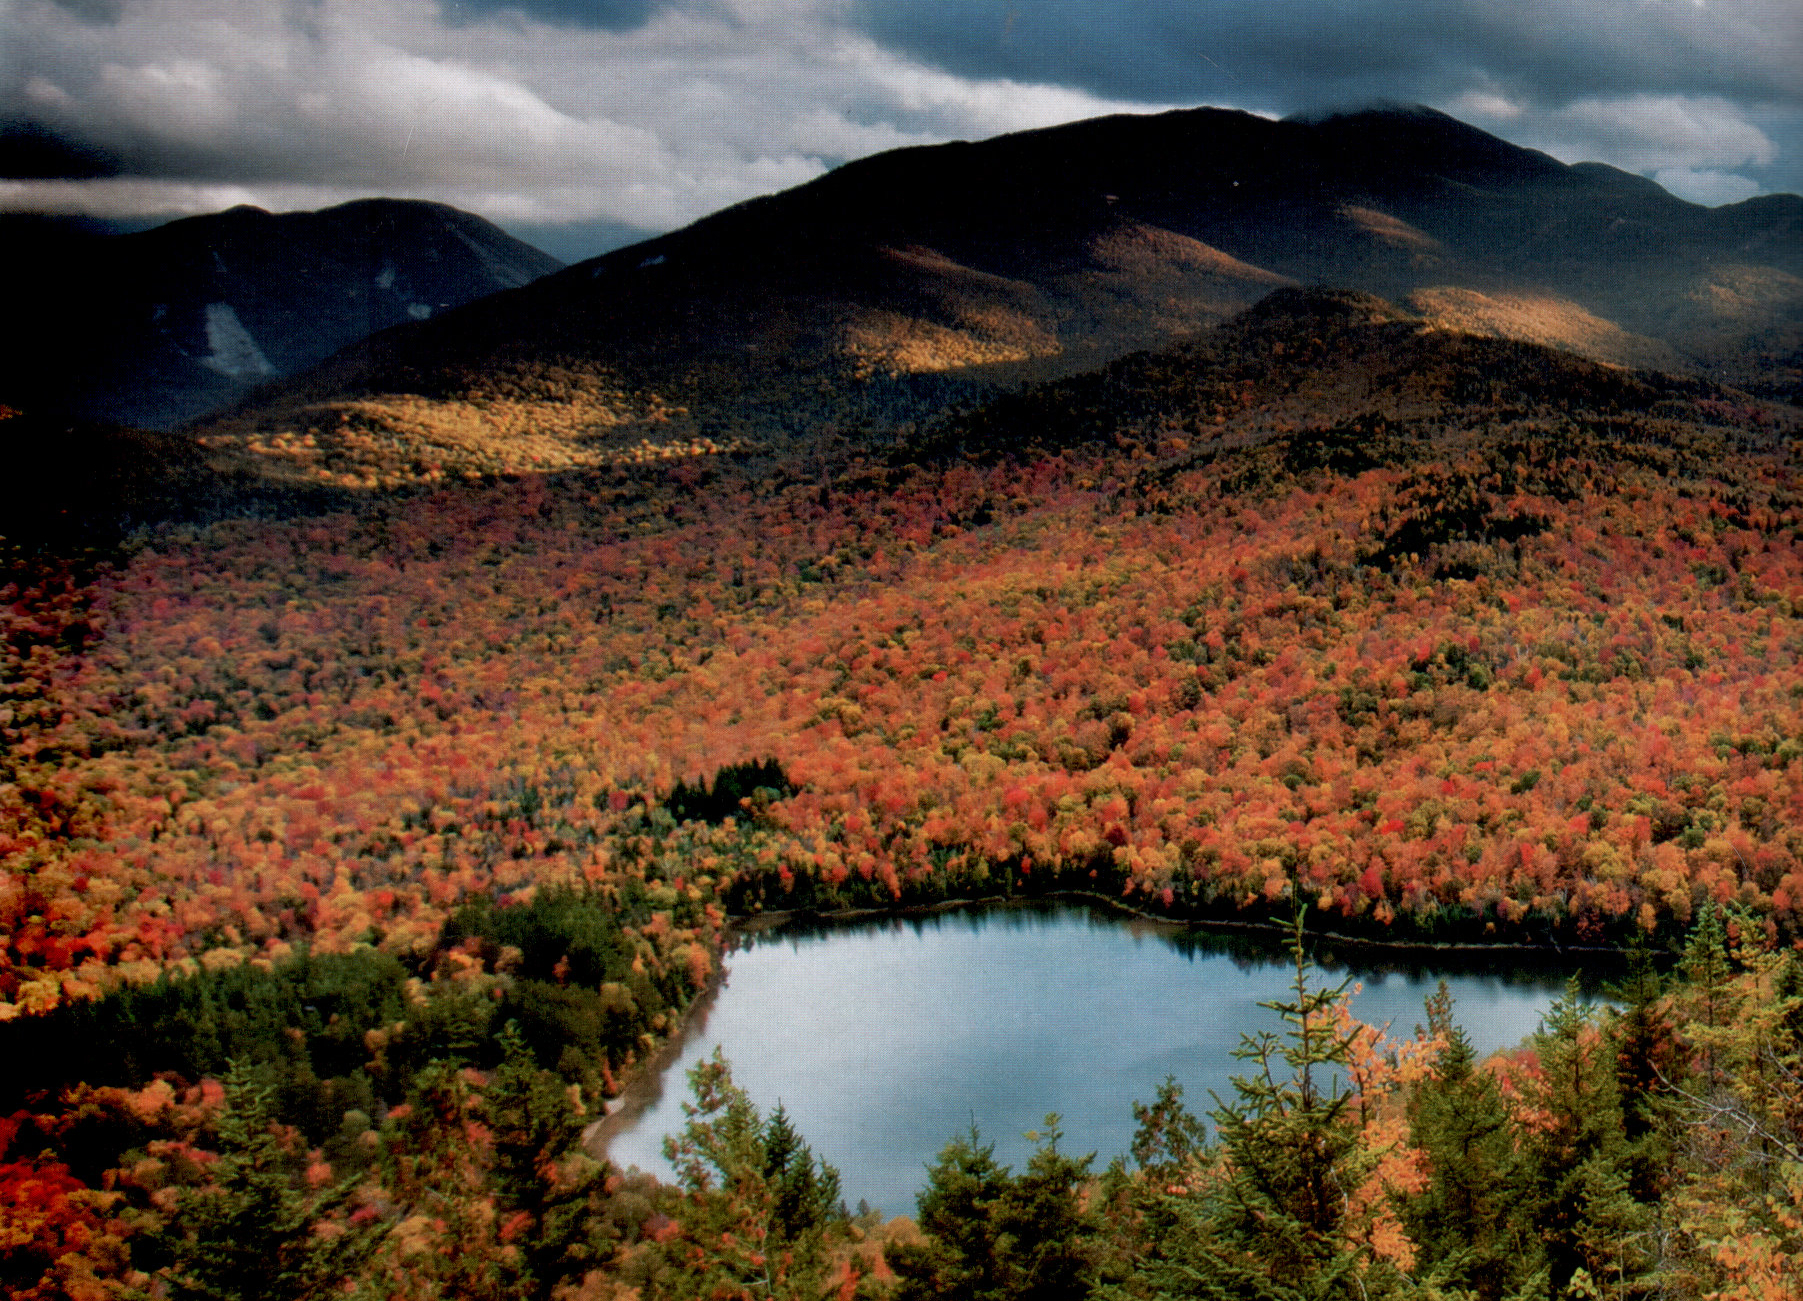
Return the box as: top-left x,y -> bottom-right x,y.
1675,904 -> 1735,1086
483,1022 -> 611,1299
1604,944 -> 1677,1205
1405,983 -> 1539,1300
659,1049 -> 845,1299
763,1103 -> 843,1243
157,1061 -> 384,1301
1129,1076 -> 1207,1181
1121,908 -> 1408,1301
888,1118 -> 1096,1301
1608,945 -> 1673,1145
888,1126 -> 1016,1301
1001,1117 -> 1099,1301
1519,980 -> 1652,1297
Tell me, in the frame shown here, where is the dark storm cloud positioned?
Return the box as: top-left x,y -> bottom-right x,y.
842,0 -> 1803,198
437,0 -> 667,30
1,127 -> 276,187
46,0 -> 124,23
0,120 -> 122,179
845,0 -> 1801,113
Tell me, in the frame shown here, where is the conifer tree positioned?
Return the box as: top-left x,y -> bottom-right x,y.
1662,939 -> 1803,1295
887,1126 -> 1016,1301
1088,1078 -> 1210,1298
1002,1117 -> 1099,1301
1123,908 -> 1411,1301
483,1022 -> 610,1298
888,1118 -> 1096,1301
661,1049 -> 845,1299
763,1103 -> 843,1243
1405,983 -> 1538,1300
157,1061 -> 383,1301
1128,1077 -> 1207,1181
1674,904 -> 1736,1088
1518,980 -> 1651,1297
1608,945 -> 1674,1147
1604,944 -> 1676,1206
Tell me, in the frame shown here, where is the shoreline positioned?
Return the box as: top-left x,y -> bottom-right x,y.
582,949 -> 730,1165
585,889 -> 1622,1169
732,889 -> 1629,960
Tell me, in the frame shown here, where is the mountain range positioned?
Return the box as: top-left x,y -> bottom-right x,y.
164,104 -> 1802,494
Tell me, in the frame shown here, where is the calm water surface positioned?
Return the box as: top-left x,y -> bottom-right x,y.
605,903 -> 1585,1217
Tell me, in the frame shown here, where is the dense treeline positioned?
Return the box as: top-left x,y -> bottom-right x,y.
665,759 -> 794,827
0,886 -> 705,1137
0,948 -> 420,1142
5,309 -> 1800,1021
0,887 -> 723,1299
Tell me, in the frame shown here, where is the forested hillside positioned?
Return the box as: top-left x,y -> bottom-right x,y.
6,291 -> 1799,1018
3,285 -> 1802,1295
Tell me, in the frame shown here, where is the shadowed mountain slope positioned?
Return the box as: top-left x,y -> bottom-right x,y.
904,287 -> 1751,464
59,286 -> 1782,537
186,104 -> 1800,481
3,199 -> 562,429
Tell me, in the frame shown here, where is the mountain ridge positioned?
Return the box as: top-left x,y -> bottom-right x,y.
182,103 -> 1798,485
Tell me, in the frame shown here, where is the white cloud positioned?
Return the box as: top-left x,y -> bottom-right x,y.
1447,91 -> 1521,122
1653,166 -> 1763,204
0,176 -> 393,217
1536,94 -> 1775,171
23,76 -> 76,110
0,0 -> 1167,228
1443,91 -> 1777,202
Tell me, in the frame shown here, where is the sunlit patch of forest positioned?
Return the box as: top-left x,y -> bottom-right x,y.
3,295 -> 1802,1296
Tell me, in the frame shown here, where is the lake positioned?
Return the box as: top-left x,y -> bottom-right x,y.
602,902 -> 1590,1217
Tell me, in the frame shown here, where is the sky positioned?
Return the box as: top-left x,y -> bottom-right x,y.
2,0 -> 1799,262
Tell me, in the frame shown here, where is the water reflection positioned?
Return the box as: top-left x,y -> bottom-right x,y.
604,902 -> 1592,1218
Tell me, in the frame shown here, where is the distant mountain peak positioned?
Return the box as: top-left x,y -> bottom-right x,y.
5,198 -> 563,429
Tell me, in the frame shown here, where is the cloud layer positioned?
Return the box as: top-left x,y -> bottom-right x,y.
2,0 -> 1797,252
849,0 -> 1800,114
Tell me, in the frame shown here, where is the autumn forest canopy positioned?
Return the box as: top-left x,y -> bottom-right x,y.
4,280 -> 1803,1298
